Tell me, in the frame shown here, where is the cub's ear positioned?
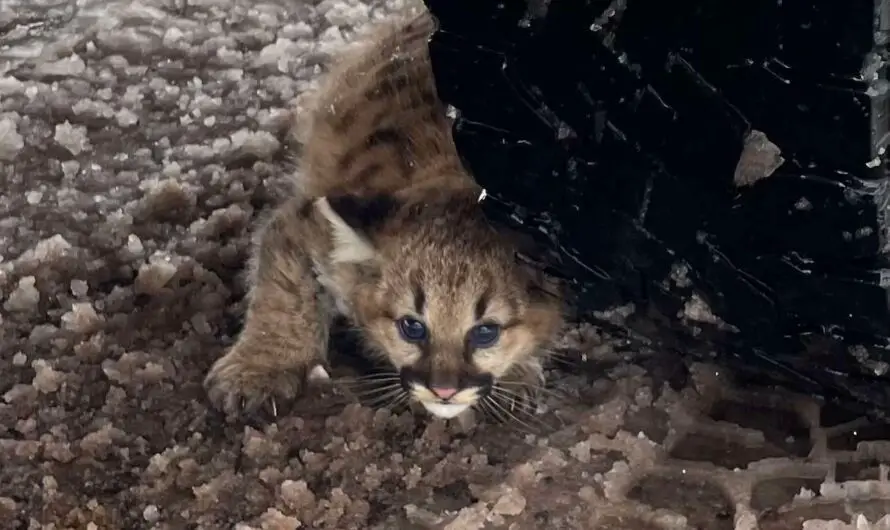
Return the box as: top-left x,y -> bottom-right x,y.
314,193 -> 401,264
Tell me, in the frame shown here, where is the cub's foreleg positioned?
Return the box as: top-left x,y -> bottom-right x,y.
204,202 -> 331,418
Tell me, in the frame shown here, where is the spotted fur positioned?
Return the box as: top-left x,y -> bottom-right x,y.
204,7 -> 564,421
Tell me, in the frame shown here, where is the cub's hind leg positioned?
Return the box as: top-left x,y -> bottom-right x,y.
204,202 -> 330,418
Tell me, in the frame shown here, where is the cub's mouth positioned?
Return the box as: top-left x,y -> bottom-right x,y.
399,368 -> 493,419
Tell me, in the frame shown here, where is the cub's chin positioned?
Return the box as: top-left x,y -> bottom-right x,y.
420,402 -> 472,419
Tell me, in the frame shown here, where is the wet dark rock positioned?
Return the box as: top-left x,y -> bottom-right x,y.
424,0 -> 890,419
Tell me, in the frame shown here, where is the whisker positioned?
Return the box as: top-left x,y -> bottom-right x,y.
540,348 -> 585,369
386,393 -> 411,412
353,385 -> 406,401
354,381 -> 402,389
498,380 -> 570,403
354,372 -> 402,381
492,388 -> 537,410
495,384 -> 548,406
363,385 -> 403,401
487,393 -> 522,424
379,391 -> 411,411
342,375 -> 403,386
541,347 -> 576,360
365,394 -> 404,410
349,381 -> 402,393
492,386 -> 567,432
491,386 -> 539,416
362,387 -> 407,407
546,356 -> 579,369
492,386 -> 555,423
339,378 -> 402,394
477,398 -> 509,425
484,395 -> 543,435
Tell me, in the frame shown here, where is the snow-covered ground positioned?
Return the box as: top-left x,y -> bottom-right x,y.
3,0 -> 890,528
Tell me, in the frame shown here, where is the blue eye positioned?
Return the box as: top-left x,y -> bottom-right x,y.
469,323 -> 500,348
397,317 -> 428,342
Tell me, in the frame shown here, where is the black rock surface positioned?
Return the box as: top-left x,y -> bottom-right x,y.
423,0 -> 890,419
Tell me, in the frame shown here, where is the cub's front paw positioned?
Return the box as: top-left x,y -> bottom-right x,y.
204,351 -> 312,419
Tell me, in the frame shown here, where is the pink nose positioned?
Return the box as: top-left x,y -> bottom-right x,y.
431,386 -> 458,400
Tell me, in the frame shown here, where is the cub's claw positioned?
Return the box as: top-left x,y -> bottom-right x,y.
204,353 -> 309,419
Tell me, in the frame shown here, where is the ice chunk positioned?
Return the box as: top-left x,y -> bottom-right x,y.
569,440 -> 592,463
142,505 -> 160,522
70,279 -> 89,297
733,129 -> 784,187
79,424 -> 124,458
491,488 -> 526,516
162,27 -> 186,46
34,54 -> 86,77
242,428 -> 285,464
115,108 -> 139,127
25,190 -> 43,205
256,108 -> 291,132
42,476 -> 58,492
317,27 -> 348,57
212,137 -> 232,154
404,504 -> 445,526
135,252 -> 179,293
256,38 -> 301,72
280,22 -> 314,40
61,302 -> 104,333
0,118 -> 24,161
95,28 -> 162,57
54,121 -> 92,155
258,508 -> 300,530
4,276 -> 40,312
308,365 -> 330,382
72,99 -> 115,119
0,497 -> 17,515
31,359 -> 65,393
162,161 -> 182,178
29,324 -> 58,345
140,177 -> 196,218
0,77 -> 25,95
279,479 -> 316,512
31,234 -> 73,261
443,503 -> 488,530
323,2 -> 371,26
3,383 -> 37,404
61,160 -> 80,179
229,128 -> 281,159
126,234 -> 144,255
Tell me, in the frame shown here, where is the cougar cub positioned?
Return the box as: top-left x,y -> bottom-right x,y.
204,8 -> 564,420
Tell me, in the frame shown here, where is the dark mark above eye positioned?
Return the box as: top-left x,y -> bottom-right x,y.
412,283 -> 425,315
473,288 -> 491,322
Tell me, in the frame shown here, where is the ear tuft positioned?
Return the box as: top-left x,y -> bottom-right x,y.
314,193 -> 400,264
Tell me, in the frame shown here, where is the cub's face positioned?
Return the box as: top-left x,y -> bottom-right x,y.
317,192 -> 563,419
363,252 -> 560,419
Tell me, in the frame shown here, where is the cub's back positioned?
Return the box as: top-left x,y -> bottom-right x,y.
297,9 -> 469,200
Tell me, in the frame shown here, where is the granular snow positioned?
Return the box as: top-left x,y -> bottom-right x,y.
2,0 -> 890,528
0,118 -> 25,161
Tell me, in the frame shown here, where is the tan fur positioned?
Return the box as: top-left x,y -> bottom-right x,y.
204,7 -> 564,420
